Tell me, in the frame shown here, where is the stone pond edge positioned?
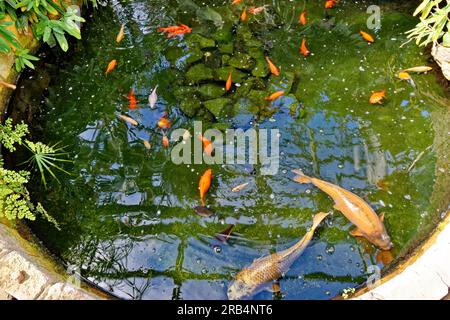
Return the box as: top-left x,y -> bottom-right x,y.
0,13 -> 449,301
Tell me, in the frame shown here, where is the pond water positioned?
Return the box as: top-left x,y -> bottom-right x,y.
19,0 -> 449,299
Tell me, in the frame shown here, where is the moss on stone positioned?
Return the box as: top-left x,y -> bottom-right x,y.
197,83 -> 226,99
228,52 -> 255,71
186,64 -> 215,83
204,97 -> 232,118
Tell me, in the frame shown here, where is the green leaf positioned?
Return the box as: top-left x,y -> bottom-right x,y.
443,32 -> 450,47
54,32 -> 68,51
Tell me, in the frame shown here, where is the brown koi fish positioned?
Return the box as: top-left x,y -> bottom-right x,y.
228,211 -> 329,300
292,169 -> 393,250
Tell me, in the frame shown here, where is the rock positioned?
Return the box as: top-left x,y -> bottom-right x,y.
218,42 -> 234,55
212,24 -> 233,43
186,64 -> 215,83
173,86 -> 198,100
221,55 -> 231,66
235,78 -> 266,98
268,71 -> 295,94
248,90 -> 268,103
432,42 -> 450,80
185,34 -> 216,49
184,47 -> 204,65
179,99 -> 202,117
38,283 -> 96,300
204,98 -> 232,118
248,48 -> 269,78
197,83 -> 226,99
214,67 -> 247,83
165,47 -> 184,64
228,52 -> 255,71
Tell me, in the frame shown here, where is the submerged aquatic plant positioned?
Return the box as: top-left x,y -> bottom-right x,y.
23,141 -> 72,188
405,0 -> 450,47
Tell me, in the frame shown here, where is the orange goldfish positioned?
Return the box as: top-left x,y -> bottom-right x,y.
265,57 -> 280,76
360,30 -> 375,43
105,59 -> 117,75
158,23 -> 192,38
325,0 -> 337,9
300,38 -> 310,57
127,89 -> 137,110
116,24 -> 125,43
292,169 -> 393,250
199,169 -> 213,206
249,5 -> 268,15
232,0 -> 242,4
299,11 -> 307,25
369,90 -> 386,104
158,114 -> 171,129
241,8 -> 247,21
265,91 -> 284,101
197,134 -> 214,156
226,71 -> 233,91
162,134 -> 169,148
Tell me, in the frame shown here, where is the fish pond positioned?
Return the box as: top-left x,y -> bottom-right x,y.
14,0 -> 450,300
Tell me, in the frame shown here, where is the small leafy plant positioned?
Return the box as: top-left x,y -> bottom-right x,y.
0,118 -> 70,228
405,0 -> 450,47
0,0 -> 98,71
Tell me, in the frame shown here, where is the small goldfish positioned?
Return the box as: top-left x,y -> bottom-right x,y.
265,57 -> 280,76
0,80 -> 16,90
128,89 -> 137,110
369,90 -> 386,104
143,140 -> 152,150
232,182 -> 249,193
116,24 -> 125,43
300,38 -> 310,57
118,114 -> 138,126
158,23 -> 192,38
249,5 -> 268,15
241,8 -> 247,21
158,114 -> 171,129
232,0 -> 242,4
197,134 -> 214,156
299,11 -> 307,25
360,30 -> 375,43
400,66 -> 432,73
228,212 -> 329,300
325,0 -> 337,9
162,134 -> 169,148
194,206 -> 215,217
226,71 -> 233,91
199,169 -> 213,206
265,91 -> 284,101
397,71 -> 411,80
149,85 -> 158,109
105,59 -> 117,75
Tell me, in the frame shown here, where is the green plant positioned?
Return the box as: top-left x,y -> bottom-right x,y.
405,0 -> 450,47
23,141 -> 71,187
0,0 -> 98,71
0,119 -> 68,228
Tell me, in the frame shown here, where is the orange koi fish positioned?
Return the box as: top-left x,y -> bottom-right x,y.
197,134 -> 214,156
241,8 -> 247,21
162,134 -> 169,148
360,30 -> 375,43
265,57 -> 280,76
116,24 -> 125,43
292,169 -> 393,250
265,91 -> 284,101
369,90 -> 386,104
158,114 -> 171,129
199,169 -> 213,206
300,38 -> 310,57
105,59 -> 117,75
325,0 -> 337,9
226,71 -> 233,91
128,89 -> 137,110
299,11 -> 307,25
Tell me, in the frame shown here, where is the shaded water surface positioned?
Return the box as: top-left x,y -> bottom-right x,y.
22,0 -> 450,299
